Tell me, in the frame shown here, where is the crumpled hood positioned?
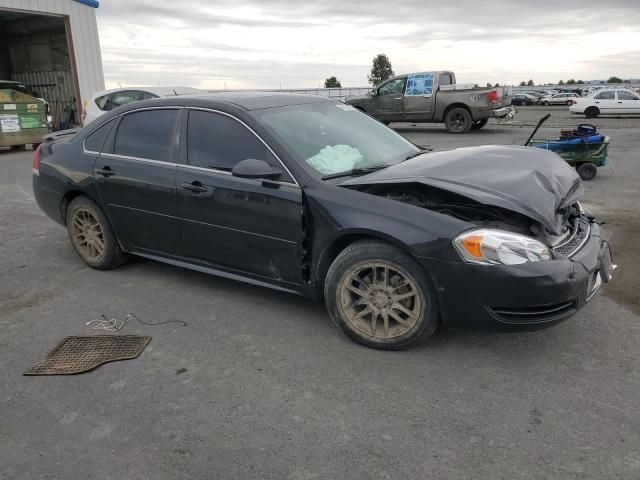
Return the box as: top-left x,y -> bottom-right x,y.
339,145 -> 584,235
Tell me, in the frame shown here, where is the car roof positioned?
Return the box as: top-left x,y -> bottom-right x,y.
91,86 -> 202,98
116,91 -> 334,112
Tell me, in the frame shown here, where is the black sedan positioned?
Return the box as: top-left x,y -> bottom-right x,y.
32,93 -> 614,350
511,94 -> 537,106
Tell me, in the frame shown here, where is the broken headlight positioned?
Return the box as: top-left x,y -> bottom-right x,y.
453,229 -> 551,265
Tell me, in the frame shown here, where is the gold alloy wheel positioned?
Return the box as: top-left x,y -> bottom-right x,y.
337,261 -> 423,340
70,208 -> 105,262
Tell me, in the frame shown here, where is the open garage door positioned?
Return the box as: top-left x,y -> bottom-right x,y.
0,9 -> 81,130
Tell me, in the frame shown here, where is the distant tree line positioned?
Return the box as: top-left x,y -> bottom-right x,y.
324,56 -> 632,89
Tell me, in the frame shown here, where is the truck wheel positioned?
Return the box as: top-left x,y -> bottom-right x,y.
471,119 -> 488,130
444,108 -> 472,134
10,145 -> 26,152
585,107 -> 599,119
324,240 -> 439,350
577,163 -> 597,181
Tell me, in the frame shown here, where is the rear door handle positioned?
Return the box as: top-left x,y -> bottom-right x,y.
181,181 -> 207,193
95,166 -> 114,177
394,97 -> 403,100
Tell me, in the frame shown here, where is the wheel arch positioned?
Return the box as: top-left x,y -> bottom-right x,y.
314,230 -> 435,298
442,102 -> 472,120
60,190 -> 91,224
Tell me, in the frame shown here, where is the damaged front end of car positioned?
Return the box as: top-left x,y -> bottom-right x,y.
337,144 -> 614,329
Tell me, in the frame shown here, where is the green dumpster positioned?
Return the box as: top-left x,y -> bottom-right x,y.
0,89 -> 49,149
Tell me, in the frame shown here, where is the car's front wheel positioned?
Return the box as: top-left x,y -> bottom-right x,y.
66,196 -> 127,270
324,240 -> 439,350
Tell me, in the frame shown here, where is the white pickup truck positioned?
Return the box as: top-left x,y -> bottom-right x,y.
345,71 -> 514,133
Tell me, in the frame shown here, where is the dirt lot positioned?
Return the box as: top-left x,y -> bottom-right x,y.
1,105 -> 639,479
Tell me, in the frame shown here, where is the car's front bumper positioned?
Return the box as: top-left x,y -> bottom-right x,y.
418,222 -> 613,330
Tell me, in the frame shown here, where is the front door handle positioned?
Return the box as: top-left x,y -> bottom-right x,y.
394,97 -> 403,100
95,166 -> 114,177
181,181 -> 208,193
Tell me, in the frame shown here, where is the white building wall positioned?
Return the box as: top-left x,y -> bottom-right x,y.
0,0 -> 104,108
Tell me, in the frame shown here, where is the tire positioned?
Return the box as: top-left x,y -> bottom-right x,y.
566,100 -> 573,106
324,240 -> 440,350
577,163 -> 597,181
585,107 -> 599,119
66,196 -> 127,270
444,107 -> 472,134
471,119 -> 488,130
544,101 -> 550,106
10,144 -> 26,152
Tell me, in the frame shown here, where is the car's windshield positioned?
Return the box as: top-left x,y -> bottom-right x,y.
253,101 -> 419,177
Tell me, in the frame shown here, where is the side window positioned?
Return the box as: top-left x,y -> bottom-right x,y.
187,110 -> 276,172
142,92 -> 159,100
406,74 -> 434,96
114,109 -> 179,162
95,94 -> 111,111
84,119 -> 114,153
595,91 -> 615,100
617,90 -> 639,101
378,78 -> 406,96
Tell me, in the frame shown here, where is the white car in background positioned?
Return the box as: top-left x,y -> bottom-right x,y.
82,86 -> 202,125
570,88 -> 640,118
540,92 -> 580,106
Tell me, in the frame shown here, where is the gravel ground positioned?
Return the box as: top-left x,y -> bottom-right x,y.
1,107 -> 639,479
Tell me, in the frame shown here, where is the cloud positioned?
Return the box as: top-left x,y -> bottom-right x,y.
96,0 -> 640,89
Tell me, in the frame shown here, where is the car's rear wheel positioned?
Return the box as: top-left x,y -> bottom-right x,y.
471,119 -> 488,130
585,107 -> 599,118
444,108 -> 472,134
66,196 -> 127,270
577,162 -> 597,181
324,240 -> 439,350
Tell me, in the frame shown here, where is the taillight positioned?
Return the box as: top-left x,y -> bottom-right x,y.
487,91 -> 498,103
32,144 -> 41,176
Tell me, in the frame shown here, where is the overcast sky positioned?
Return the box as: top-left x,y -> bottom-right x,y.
96,0 -> 640,89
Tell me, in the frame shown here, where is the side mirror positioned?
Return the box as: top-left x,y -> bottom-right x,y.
370,89 -> 377,97
232,158 -> 282,180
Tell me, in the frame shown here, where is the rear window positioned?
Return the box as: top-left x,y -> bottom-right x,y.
84,119 -> 114,153
114,109 -> 179,162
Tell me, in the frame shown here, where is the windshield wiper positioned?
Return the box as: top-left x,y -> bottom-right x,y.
403,148 -> 432,162
321,165 -> 389,181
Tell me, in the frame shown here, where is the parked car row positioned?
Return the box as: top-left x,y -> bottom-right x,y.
511,91 -> 580,106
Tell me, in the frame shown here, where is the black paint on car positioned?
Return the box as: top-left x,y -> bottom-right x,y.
32,92 -> 614,350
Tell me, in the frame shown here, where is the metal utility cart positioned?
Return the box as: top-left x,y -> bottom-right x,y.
0,89 -> 49,151
525,114 -> 610,181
